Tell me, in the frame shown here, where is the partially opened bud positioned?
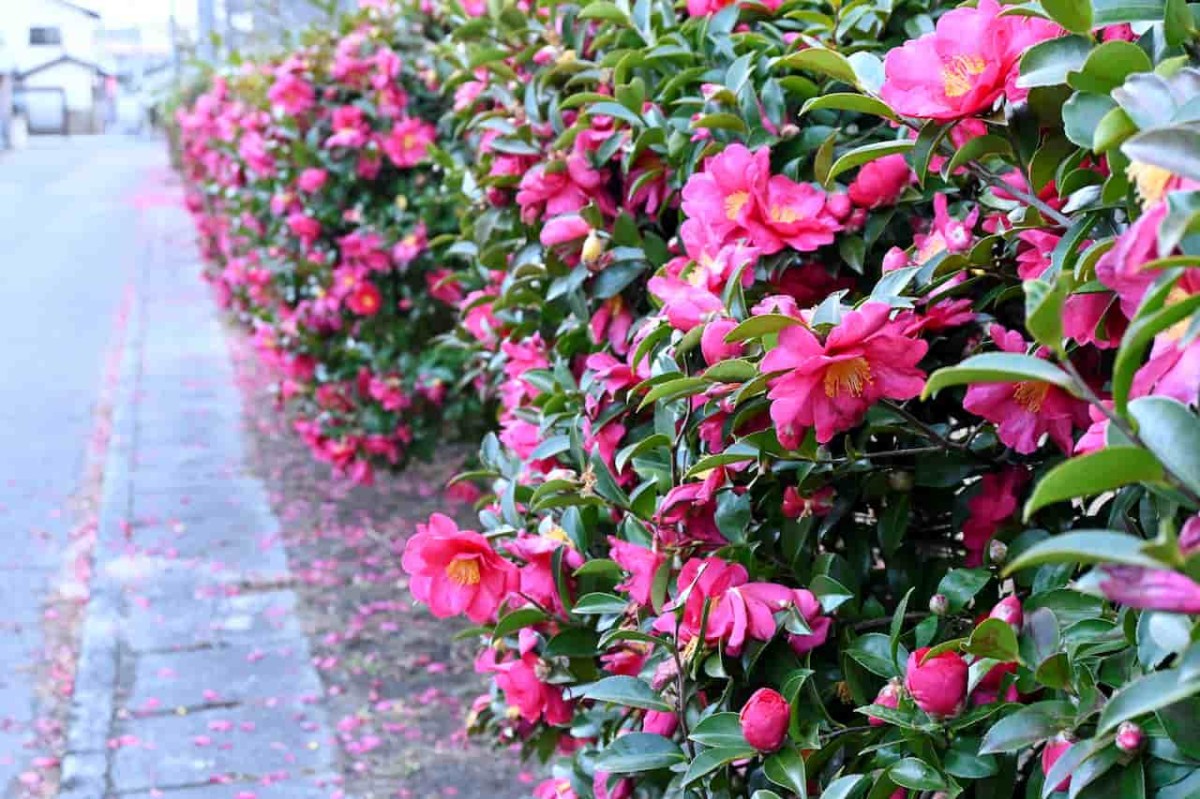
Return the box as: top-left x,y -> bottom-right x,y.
929,594 -> 949,616
700,319 -> 745,366
1116,721 -> 1144,753
988,595 -> 1023,632
868,679 -> 902,727
739,688 -> 790,753
1041,734 -> 1074,793
905,648 -> 968,718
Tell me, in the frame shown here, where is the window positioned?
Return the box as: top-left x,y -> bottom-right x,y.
29,27 -> 62,46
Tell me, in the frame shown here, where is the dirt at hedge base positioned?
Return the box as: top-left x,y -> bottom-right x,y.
226,329 -> 529,799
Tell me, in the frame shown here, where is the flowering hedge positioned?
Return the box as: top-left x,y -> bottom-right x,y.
402,0 -> 1200,797
179,0 -> 1200,795
177,4 -> 483,483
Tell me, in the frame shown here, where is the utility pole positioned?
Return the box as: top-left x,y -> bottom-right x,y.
197,0 -> 216,62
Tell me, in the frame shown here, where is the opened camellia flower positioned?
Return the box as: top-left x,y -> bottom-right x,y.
905,647 -> 968,718
402,513 -> 519,623
762,303 -> 928,446
739,688 -> 790,752
1099,566 -> 1200,614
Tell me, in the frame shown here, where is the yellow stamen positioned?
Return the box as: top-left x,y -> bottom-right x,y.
823,357 -> 873,398
445,557 -> 480,586
941,54 -> 986,98
1013,381 -> 1050,412
770,204 -> 801,224
1127,161 -> 1175,208
724,190 -> 750,221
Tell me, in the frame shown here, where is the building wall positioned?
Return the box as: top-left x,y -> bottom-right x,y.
0,0 -> 101,74
23,59 -> 94,110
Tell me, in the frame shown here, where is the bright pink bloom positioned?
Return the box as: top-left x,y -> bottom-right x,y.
701,319 -> 745,366
508,535 -> 584,615
1181,515 -> 1200,555
963,326 -> 1086,454
381,117 -> 436,168
786,589 -> 833,655
971,662 -> 1019,706
286,213 -> 321,247
609,537 -> 665,608
297,168 -> 328,193
647,274 -> 723,332
848,154 -> 913,208
962,468 -> 1027,566
540,214 -> 592,247
762,303 -> 928,445
643,710 -> 679,736
1099,566 -> 1200,614
495,653 -> 573,725
868,680 -> 902,726
1132,334 -> 1200,406
267,72 -> 315,116
989,595 -> 1024,632
516,154 -> 612,223
346,282 -> 383,316
402,514 -> 519,623
782,486 -> 835,519
655,470 -> 726,545
747,175 -> 843,254
533,778 -> 577,799
325,106 -> 370,149
392,222 -> 428,267
905,648 -> 968,718
1062,291 -> 1126,350
739,688 -> 790,752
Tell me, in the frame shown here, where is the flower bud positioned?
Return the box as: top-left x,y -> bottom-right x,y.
1041,734 -> 1073,792
643,709 -> 679,737
882,246 -> 909,273
739,688 -> 790,753
700,318 -> 745,366
1116,721 -> 1144,753
904,648 -> 968,718
988,595 -> 1023,632
988,539 -> 1008,566
581,231 -> 606,266
868,679 -> 902,727
780,123 -> 801,138
929,594 -> 949,616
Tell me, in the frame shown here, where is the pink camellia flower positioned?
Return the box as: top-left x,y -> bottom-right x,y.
700,319 -> 745,365
643,709 -> 679,736
297,167 -> 328,193
494,652 -> 573,725
1132,334 -> 1200,407
325,105 -> 370,149
989,595 -> 1024,632
285,213 -> 321,248
880,0 -> 1061,121
345,282 -> 383,316
905,647 -> 968,718
533,778 -> 577,799
971,662 -> 1019,706
516,154 -> 612,223
1180,515 -> 1200,555
739,688 -> 790,752
1042,735 -> 1073,793
647,273 -> 724,332
786,588 -> 833,655
782,486 -> 835,519
392,222 -> 428,267
267,71 -> 316,116
963,326 -> 1086,454
962,467 -> 1027,566
608,537 -> 666,608
1099,566 -> 1200,614
381,117 -> 436,168
540,214 -> 592,247
747,175 -> 843,254
848,154 -> 914,208
762,303 -> 928,446
1062,291 -> 1126,350
869,680 -> 902,726
508,534 -> 584,615
401,513 -> 519,623
654,469 -> 727,545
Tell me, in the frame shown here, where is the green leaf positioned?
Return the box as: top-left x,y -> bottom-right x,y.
1063,93 -> 1118,149
945,738 -> 999,779
776,47 -> 857,85
846,633 -> 905,678
1093,0 -> 1164,23
689,712 -> 750,748
1097,668 -> 1200,734
800,93 -> 898,121
573,592 -> 631,615
1024,277 -> 1069,354
1017,36 -> 1094,89
1078,762 -> 1145,799
818,775 -> 867,799
693,113 -> 749,134
491,607 -> 549,639
943,134 -> 1013,178
594,733 -> 686,773
823,141 -> 915,188
578,676 -> 672,711
1004,529 -> 1165,574
578,1 -> 630,23
1129,396 -> 1200,496
703,359 -> 758,383
889,758 -> 950,792
589,101 -> 644,129
1094,106 -> 1138,153
966,618 -> 1021,662
1042,0 -> 1093,32
937,568 -> 992,612
1024,447 -> 1165,519
682,745 -> 757,786
637,376 -> 710,410
1122,125 -> 1200,185
724,313 -> 806,342
543,628 -> 600,658
922,353 -> 1077,399
1069,41 -> 1153,94
979,701 -> 1075,754
764,744 -> 808,797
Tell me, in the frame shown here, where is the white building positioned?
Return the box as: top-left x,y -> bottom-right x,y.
0,0 -> 112,135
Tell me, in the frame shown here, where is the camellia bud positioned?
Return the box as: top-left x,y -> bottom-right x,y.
988,539 -> 1008,566
868,679 -> 902,727
1116,721 -> 1144,753
739,688 -> 790,753
929,594 -> 949,616
905,648 -> 968,718
581,231 -> 606,266
1041,733 -> 1074,793
779,123 -> 801,138
988,595 -> 1024,632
